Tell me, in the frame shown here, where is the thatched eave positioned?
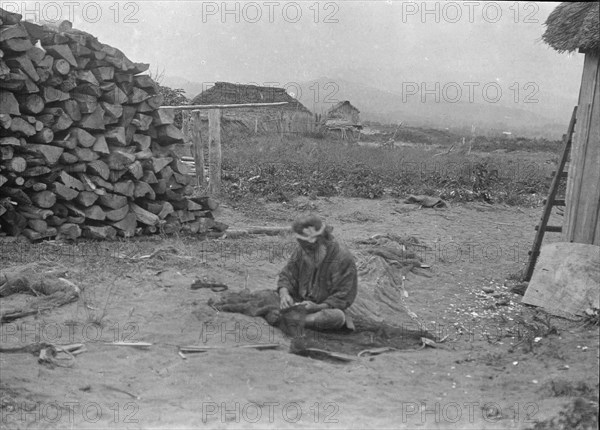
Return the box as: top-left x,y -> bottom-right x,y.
542,2 -> 599,54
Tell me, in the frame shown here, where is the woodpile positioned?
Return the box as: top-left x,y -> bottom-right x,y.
0,9 -> 226,241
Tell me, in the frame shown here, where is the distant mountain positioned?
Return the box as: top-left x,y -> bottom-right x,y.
162,75 -> 568,138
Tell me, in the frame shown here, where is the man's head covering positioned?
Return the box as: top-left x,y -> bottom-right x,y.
292,215 -> 327,243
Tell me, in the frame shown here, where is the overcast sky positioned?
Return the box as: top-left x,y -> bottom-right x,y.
6,1 -> 584,111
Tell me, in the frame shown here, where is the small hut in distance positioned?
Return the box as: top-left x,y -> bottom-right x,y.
326,101 -> 360,125
542,2 -> 600,245
321,101 -> 362,140
191,82 -> 314,134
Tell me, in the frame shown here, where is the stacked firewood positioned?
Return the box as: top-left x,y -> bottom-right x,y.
0,9 -> 226,241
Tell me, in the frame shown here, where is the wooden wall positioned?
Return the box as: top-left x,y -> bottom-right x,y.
563,52 -> 600,245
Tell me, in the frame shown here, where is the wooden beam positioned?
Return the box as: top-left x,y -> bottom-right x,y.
159,102 -> 288,110
208,108 -> 221,195
191,110 -> 204,188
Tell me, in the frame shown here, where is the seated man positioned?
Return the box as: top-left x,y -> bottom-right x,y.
277,215 -> 358,330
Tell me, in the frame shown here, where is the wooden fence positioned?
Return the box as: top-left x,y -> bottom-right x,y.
159,102 -> 288,196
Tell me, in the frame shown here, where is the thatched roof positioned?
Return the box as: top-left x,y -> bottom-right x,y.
191,82 -> 311,113
542,2 -> 599,53
327,101 -> 359,115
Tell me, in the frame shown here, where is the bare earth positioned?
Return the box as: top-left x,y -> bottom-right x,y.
1,196 -> 598,429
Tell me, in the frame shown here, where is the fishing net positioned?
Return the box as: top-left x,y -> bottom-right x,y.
209,234 -> 434,359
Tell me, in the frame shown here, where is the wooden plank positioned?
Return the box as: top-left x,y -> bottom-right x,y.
572,53 -> 600,245
208,109 -> 221,195
564,53 -> 599,245
523,242 -> 600,316
191,111 -> 204,187
159,102 -> 288,110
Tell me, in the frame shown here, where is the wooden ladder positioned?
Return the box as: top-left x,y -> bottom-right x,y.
523,106 -> 577,281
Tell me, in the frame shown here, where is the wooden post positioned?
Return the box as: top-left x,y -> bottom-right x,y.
208,109 -> 221,195
191,111 -> 204,187
254,117 -> 258,134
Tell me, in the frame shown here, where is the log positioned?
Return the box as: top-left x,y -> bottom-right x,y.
92,66 -> 114,81
30,191 -> 56,208
52,58 -> 70,75
5,55 -> 39,81
84,205 -> 105,221
66,127 -> 95,147
45,45 -> 77,67
133,134 -> 151,151
0,137 -> 20,146
60,171 -> 85,191
57,223 -> 81,240
112,212 -> 137,237
27,219 -> 48,233
16,94 -> 44,114
18,204 -> 53,219
141,169 -> 157,184
76,69 -> 99,86
101,102 -> 123,121
31,127 -> 54,143
72,147 -> 99,162
156,124 -> 185,144
157,202 -> 175,219
113,180 -> 135,197
152,157 -> 173,173
59,152 -> 77,164
78,105 -> 105,130
26,46 -> 46,64
0,145 -> 12,160
105,126 -> 126,146
133,181 -> 155,199
41,86 -> 70,103
22,143 -> 63,164
133,74 -> 156,88
82,225 -> 116,240
46,215 -> 66,227
92,134 -> 109,154
9,117 -> 35,136
59,99 -> 81,121
0,114 -> 12,129
128,87 -> 150,103
0,174 -> 8,187
87,159 -> 110,180
130,202 -> 159,226
3,156 -> 26,172
102,86 -> 127,104
131,113 -> 152,131
0,23 -> 28,41
98,192 -> 127,209
72,93 -> 97,114
152,108 -> 174,125
105,204 -> 129,222
128,160 -> 143,179
87,174 -> 113,191
51,182 -> 79,201
0,38 -> 33,52
76,191 -> 98,207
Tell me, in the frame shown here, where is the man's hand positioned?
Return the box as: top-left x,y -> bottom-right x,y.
298,301 -> 328,313
279,288 -> 295,310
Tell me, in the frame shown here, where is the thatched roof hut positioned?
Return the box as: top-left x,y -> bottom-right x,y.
191,82 -> 311,114
542,2 -> 600,246
190,82 -> 314,134
326,101 -> 360,125
542,2 -> 599,53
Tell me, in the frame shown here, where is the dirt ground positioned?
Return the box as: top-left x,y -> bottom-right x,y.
0,196 -> 598,429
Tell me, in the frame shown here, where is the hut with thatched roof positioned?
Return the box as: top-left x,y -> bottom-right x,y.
326,101 -> 360,125
543,2 -> 600,245
191,82 -> 313,134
